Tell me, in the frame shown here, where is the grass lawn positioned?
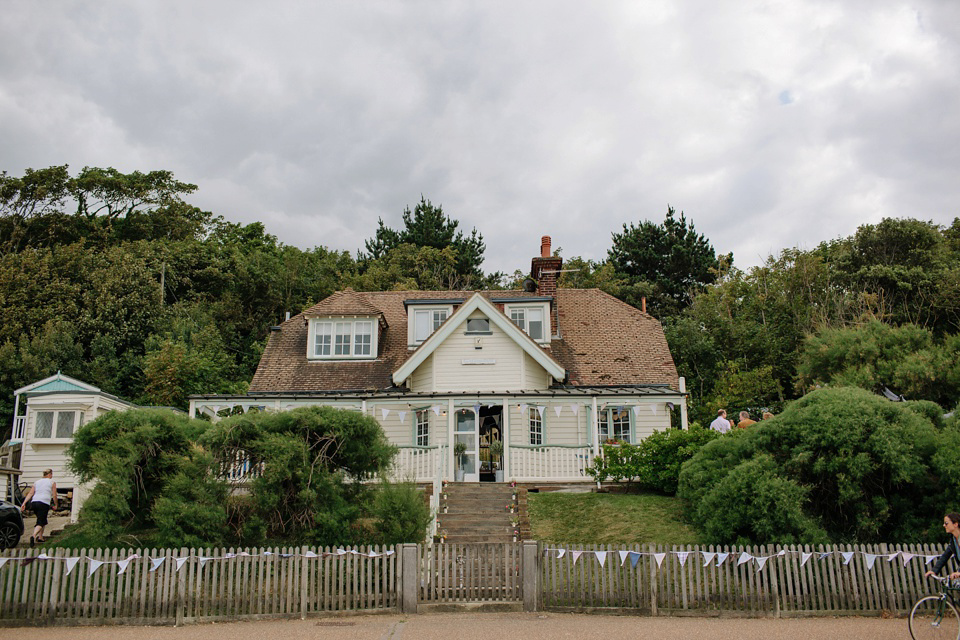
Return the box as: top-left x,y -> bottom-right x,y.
527,490 -> 699,545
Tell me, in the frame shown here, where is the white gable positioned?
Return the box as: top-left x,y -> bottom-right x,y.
393,293 -> 564,388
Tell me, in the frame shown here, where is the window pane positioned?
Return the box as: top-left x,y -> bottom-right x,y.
528,308 -> 543,340
416,410 -> 429,446
466,318 -> 489,332
35,411 -> 53,438
56,411 -> 76,438
334,322 -> 351,355
510,309 -> 525,330
315,322 -> 331,356
433,310 -> 447,330
415,311 -> 429,342
354,321 -> 372,356
529,407 -> 543,446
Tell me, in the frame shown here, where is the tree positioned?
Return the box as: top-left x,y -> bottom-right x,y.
360,197 -> 490,287
608,206 -> 728,317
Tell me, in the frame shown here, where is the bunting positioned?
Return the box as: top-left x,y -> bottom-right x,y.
554,406 -> 563,418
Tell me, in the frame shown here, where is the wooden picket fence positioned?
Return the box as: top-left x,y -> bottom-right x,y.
417,542 -> 523,605
541,542 -> 945,616
0,545 -> 398,626
0,541 -> 952,625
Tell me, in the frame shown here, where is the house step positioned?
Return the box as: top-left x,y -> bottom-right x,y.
436,483 -> 523,544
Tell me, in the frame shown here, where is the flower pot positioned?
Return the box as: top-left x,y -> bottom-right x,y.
455,470 -> 464,482
495,470 -> 504,482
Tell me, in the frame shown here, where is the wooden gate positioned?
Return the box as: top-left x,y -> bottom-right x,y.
417,543 -> 523,605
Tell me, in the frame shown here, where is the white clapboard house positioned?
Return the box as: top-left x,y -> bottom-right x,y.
190,236 -> 688,486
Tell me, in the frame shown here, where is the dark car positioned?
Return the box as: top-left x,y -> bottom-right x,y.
0,500 -> 24,550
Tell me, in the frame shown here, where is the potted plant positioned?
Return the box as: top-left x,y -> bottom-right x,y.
488,439 -> 504,482
454,441 -> 467,481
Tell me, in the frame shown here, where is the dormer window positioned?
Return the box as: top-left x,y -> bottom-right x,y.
505,303 -> 550,342
309,318 -> 377,359
406,302 -> 455,346
415,309 -> 448,342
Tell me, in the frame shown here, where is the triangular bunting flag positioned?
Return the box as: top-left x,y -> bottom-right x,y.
677,551 -> 690,566
632,406 -> 642,419
117,555 -> 140,575
841,552 -> 854,565
175,558 -> 189,571
619,550 -> 630,566
650,404 -> 658,415
571,551 -> 582,564
886,552 -> 899,562
64,557 -> 80,576
432,405 -> 441,416
0,558 -> 7,570
818,552 -> 831,561
554,406 -> 563,418
716,552 -> 729,566
702,552 -> 716,567
381,408 -> 390,420
491,414 -> 500,426
630,552 -> 642,568
88,559 -> 105,575
398,410 -> 407,423
654,553 -> 666,568
536,405 -> 546,418
473,403 -> 481,415
556,549 -> 566,559
571,404 -> 580,416
902,553 -> 915,566
150,558 -> 165,572
865,554 -> 878,570
927,556 -> 939,565
595,551 -> 607,567
756,556 -> 768,572
777,550 -> 787,556
737,552 -> 752,566
667,402 -> 675,410
519,404 -> 528,414
801,552 -> 813,567
385,550 -> 395,556
304,551 -> 318,558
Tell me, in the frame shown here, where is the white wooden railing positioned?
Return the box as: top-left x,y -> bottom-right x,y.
508,445 -> 593,481
220,451 -> 263,483
428,445 -> 446,540
11,416 -> 25,442
387,446 -> 443,483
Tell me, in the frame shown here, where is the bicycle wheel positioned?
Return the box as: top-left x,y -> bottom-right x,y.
911,595 -> 960,640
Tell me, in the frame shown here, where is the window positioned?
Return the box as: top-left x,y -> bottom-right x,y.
34,410 -> 83,440
528,407 -> 543,445
599,407 -> 631,443
506,304 -> 548,341
466,318 -> 490,333
310,318 -> 377,359
414,309 -> 448,342
416,409 -> 429,446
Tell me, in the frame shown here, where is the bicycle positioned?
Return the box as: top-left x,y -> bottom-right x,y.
910,575 -> 960,640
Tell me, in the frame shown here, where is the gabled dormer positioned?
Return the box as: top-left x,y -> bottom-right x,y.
404,298 -> 463,348
301,289 -> 387,360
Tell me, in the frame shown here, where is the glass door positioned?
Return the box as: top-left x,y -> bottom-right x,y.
455,408 -> 479,482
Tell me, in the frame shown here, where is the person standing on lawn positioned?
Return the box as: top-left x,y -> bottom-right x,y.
20,469 -> 57,547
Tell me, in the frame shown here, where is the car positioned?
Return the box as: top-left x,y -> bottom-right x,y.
0,500 -> 24,550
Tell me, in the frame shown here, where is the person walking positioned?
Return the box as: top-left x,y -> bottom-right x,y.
20,469 -> 57,547
737,411 -> 757,429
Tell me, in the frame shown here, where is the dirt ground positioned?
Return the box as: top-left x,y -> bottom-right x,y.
0,612 -> 911,640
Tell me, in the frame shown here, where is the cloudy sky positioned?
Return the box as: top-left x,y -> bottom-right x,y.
2,1 -> 958,275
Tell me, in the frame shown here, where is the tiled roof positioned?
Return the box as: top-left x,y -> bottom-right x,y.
248,288 -> 679,392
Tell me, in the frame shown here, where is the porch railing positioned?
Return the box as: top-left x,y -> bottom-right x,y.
508,444 -> 592,481
11,416 -> 25,442
387,446 -> 444,483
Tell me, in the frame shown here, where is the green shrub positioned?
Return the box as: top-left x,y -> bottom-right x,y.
369,480 -> 431,545
152,448 -> 229,548
586,443 -> 643,486
679,387 -> 947,544
634,426 -> 720,494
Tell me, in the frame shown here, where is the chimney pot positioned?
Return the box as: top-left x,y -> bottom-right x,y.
641,297 -> 647,314
541,236 -> 551,258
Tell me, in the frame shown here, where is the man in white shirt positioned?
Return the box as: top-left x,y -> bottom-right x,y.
709,409 -> 732,434
20,469 -> 57,547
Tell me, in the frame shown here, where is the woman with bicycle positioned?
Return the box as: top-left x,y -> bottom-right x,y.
926,513 -> 960,580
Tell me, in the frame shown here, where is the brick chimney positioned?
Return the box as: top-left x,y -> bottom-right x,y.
531,235 -> 562,336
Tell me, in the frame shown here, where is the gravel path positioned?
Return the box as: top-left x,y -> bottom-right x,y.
2,612 -> 910,640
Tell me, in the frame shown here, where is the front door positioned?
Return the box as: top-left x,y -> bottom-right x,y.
455,409 -> 479,482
